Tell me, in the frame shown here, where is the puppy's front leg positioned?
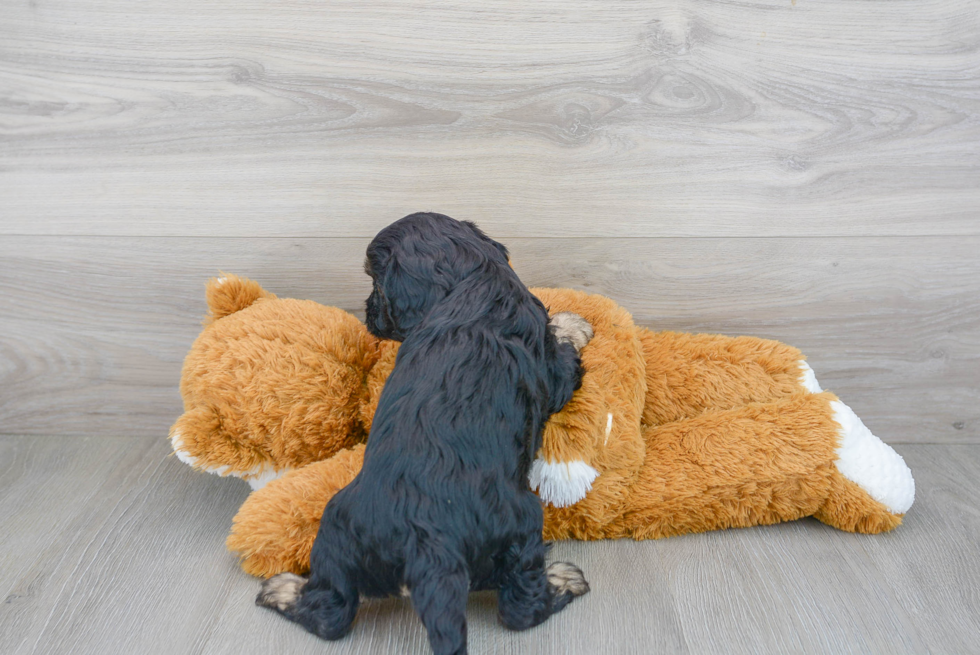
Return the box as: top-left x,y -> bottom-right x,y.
545,312 -> 593,415
549,312 -> 594,353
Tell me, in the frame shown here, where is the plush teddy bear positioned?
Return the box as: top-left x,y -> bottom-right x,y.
170,275 -> 915,578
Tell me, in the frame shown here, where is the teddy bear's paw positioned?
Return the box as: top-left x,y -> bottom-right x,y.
549,312 -> 594,352
528,459 -> 599,507
256,572 -> 308,612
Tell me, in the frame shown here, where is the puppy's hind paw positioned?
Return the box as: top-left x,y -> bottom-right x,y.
546,561 -> 590,598
256,572 -> 308,612
549,312 -> 594,352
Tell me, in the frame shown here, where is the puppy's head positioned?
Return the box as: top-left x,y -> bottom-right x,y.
364,212 -> 510,340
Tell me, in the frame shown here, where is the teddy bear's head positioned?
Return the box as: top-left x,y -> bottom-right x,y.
171,276 -> 386,486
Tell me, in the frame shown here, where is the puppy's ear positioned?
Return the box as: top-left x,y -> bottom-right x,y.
375,258 -> 441,339
461,220 -> 509,262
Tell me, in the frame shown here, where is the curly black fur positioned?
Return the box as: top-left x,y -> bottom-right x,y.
257,212 -> 590,655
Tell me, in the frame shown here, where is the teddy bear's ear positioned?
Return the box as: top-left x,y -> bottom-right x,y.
203,273 -> 276,325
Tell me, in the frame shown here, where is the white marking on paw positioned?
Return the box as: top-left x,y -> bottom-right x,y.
799,361 -> 822,393
831,400 -> 915,514
549,312 -> 594,352
257,573 -> 308,611
528,459 -> 598,508
546,562 -> 590,597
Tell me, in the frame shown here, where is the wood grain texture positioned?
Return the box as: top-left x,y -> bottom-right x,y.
1,437 -> 978,654
854,445 -> 980,654
2,0 -> 978,237
1,235 -> 976,443
2,2 -> 976,649
0,435 -> 252,654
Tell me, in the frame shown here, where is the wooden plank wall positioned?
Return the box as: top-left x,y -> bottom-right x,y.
1,0 -> 978,443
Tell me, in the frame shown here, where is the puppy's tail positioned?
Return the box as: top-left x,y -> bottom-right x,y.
256,572 -> 359,641
204,273 -> 275,325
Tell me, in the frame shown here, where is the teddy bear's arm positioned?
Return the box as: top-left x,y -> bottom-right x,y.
528,312 -> 606,508
530,296 -> 648,512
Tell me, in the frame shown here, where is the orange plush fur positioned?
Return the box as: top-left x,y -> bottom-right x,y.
170,275 -> 912,578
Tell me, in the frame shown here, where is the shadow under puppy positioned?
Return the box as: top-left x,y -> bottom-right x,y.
257,213 -> 592,655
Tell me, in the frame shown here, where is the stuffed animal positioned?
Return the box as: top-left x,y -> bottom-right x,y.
170,275 -> 915,578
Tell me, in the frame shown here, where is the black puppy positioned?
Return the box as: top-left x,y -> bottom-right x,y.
257,213 -> 591,655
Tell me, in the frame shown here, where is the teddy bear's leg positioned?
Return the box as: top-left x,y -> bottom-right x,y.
813,399 -> 915,531
169,407 -> 285,491
226,445 -> 366,577
620,393 -> 841,540
813,471 -> 904,533
789,364 -> 915,526
638,328 -> 818,427
617,391 -> 908,540
616,388 -> 913,540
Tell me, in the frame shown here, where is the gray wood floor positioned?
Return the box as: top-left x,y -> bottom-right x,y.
1,434 -> 978,655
